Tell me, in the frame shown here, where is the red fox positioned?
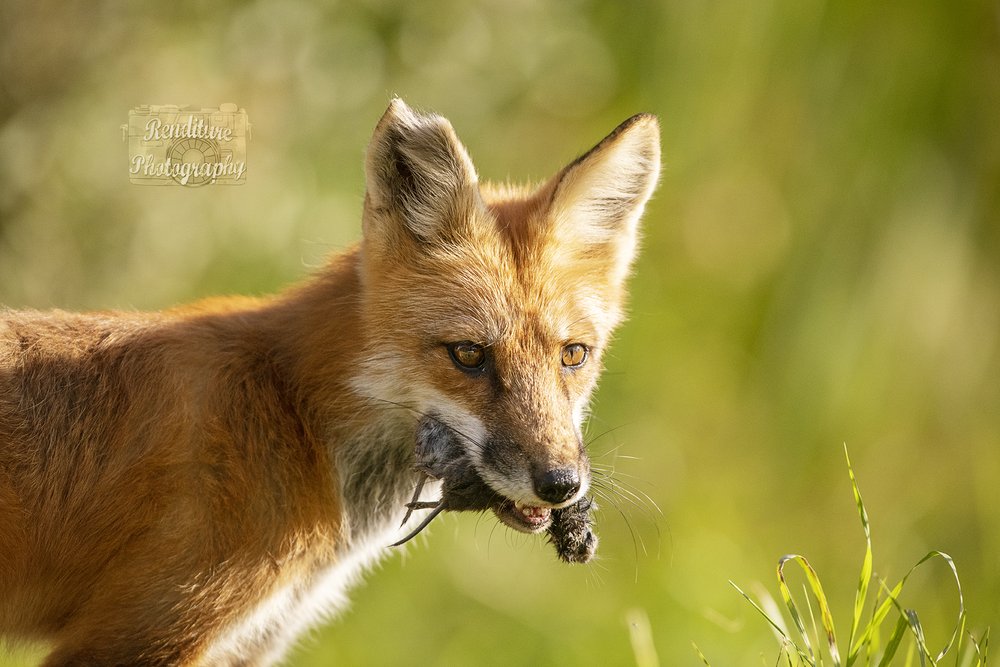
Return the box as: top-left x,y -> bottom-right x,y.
0,99 -> 660,665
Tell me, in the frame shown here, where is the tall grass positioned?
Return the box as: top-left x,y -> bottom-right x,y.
700,446 -> 989,666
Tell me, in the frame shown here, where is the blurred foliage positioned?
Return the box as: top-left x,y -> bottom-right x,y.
1,0 -> 998,664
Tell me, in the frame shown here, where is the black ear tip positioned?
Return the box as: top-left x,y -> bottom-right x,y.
609,113 -> 660,149
621,112 -> 659,130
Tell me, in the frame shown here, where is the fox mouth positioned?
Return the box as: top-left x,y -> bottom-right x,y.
493,499 -> 552,533
402,415 -> 560,538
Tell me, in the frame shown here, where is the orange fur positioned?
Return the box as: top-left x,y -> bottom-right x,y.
0,100 -> 659,665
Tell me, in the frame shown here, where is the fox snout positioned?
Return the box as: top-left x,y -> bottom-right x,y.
477,425 -> 591,510
533,466 -> 582,505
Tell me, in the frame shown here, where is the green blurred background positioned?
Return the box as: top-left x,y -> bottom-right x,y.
1,0 -> 998,664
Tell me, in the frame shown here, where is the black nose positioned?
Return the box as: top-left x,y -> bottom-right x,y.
534,468 -> 581,504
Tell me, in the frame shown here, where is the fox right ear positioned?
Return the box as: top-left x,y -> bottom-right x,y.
545,114 -> 660,288
364,99 -> 480,243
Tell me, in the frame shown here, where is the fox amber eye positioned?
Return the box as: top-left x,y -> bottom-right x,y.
561,343 -> 588,368
448,342 -> 486,370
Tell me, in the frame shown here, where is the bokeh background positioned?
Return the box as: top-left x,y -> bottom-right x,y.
2,0 -> 998,664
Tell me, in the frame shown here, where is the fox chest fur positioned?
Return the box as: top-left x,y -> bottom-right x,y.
0,100 -> 659,666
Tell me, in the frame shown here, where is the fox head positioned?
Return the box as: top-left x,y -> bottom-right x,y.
353,99 -> 659,532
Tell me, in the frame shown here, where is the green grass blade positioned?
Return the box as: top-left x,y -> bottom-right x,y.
974,627 -> 989,666
877,613 -> 911,667
873,550 -> 967,666
910,551 -> 965,662
905,610 -> 929,667
844,444 -> 874,666
776,642 -> 797,667
861,578 -> 906,651
803,582 -> 822,662
776,556 -> 815,660
692,641 -> 711,666
731,450 -> 983,667
778,554 -> 842,666
731,581 -> 815,665
730,581 -> 795,645
951,615 -> 966,667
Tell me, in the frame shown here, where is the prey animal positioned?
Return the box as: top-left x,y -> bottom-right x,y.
392,417 -> 598,563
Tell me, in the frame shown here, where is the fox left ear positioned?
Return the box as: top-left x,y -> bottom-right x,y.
546,114 -> 660,286
364,98 -> 480,244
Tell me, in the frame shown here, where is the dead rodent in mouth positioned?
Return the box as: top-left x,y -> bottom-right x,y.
548,496 -> 598,564
390,417 -> 597,564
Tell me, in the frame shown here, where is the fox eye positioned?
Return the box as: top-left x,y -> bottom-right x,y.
448,342 -> 486,370
561,343 -> 588,368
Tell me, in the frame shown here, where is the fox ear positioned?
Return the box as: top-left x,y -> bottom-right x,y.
365,99 -> 479,242
546,114 -> 660,285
